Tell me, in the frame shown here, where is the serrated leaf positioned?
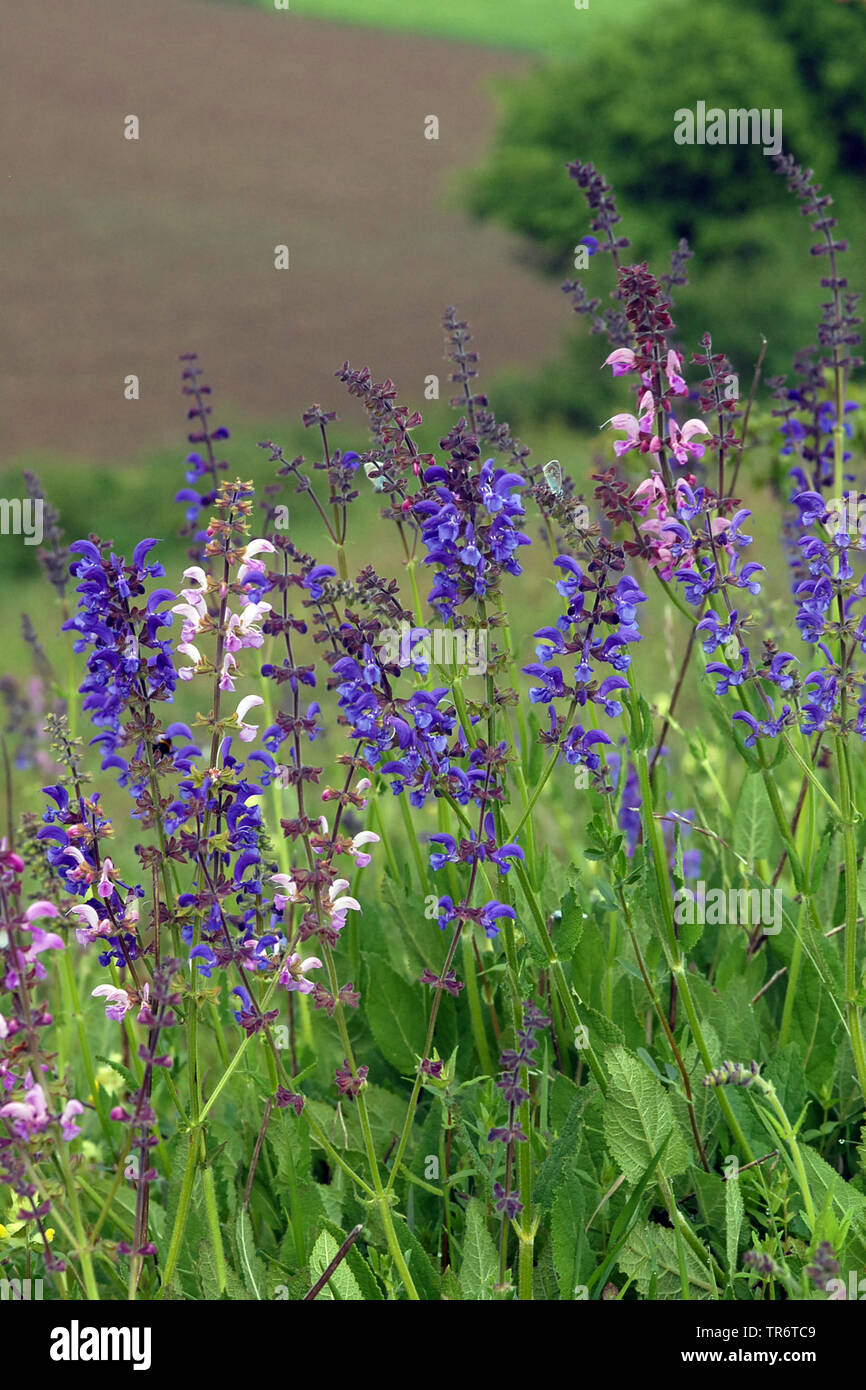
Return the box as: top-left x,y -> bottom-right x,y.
725,1175 -> 744,1283
551,1176 -> 590,1298
459,1198 -> 498,1300
309,1230 -> 364,1300
362,954 -> 426,1072
536,1086 -> 592,1213
555,885 -> 585,961
236,1210 -> 265,1301
618,1220 -> 715,1298
95,1053 -> 137,1092
602,1045 -> 689,1184
799,1145 -> 866,1265
320,1220 -> 382,1300
733,774 -> 774,864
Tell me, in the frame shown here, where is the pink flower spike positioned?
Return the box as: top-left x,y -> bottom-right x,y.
181,566 -> 209,591
0,1084 -> 50,1138
602,348 -> 637,376
330,895 -> 361,916
237,538 -> 276,584
67,904 -> 99,929
219,652 -> 238,692
137,984 -> 155,1027
177,640 -> 203,680
631,473 -> 668,519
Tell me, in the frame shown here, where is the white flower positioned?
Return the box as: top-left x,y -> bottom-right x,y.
328,880 -> 361,915
349,831 -> 379,868
170,601 -> 205,643
67,902 -> 112,946
177,641 -> 203,682
237,538 -> 276,585
269,873 -> 302,911
92,984 -> 132,1021
235,694 -> 264,742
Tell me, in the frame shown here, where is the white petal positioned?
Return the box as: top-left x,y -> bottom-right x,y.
235,694 -> 265,721
351,832 -> 380,850
331,896 -> 361,914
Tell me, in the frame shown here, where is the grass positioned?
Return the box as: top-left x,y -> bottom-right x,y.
208,0 -> 650,54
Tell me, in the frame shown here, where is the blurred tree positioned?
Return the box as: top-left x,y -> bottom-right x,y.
737,0 -> 866,173
461,0 -> 864,425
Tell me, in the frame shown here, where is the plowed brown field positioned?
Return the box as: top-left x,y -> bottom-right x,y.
1,0 -> 562,461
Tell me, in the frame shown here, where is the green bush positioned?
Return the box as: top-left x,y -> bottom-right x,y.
462,0 -> 865,424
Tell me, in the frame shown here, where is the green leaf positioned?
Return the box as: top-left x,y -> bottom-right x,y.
536,1086 -> 592,1213
397,1223 -> 441,1301
733,774 -> 774,864
459,1198 -> 499,1300
95,1053 -> 138,1092
555,885 -> 585,961
236,1210 -> 265,1301
725,1175 -> 744,1283
320,1220 -> 383,1300
308,1230 -> 364,1300
587,1130 -> 674,1295
617,1220 -> 716,1299
441,1267 -> 464,1300
362,954 -> 426,1072
602,1045 -> 689,1184
552,1174 -> 591,1297
799,1145 -> 866,1265
198,1238 -> 247,1301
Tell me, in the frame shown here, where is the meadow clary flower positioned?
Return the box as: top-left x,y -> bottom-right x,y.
603,396 -> 659,458
67,902 -> 113,946
664,350 -> 688,396
177,640 -> 203,681
92,984 -> 133,1022
669,418 -> 711,466
269,874 -> 302,912
279,953 -> 323,995
235,694 -> 265,742
602,348 -> 637,376
0,1082 -> 49,1139
348,831 -> 380,868
237,538 -> 276,586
